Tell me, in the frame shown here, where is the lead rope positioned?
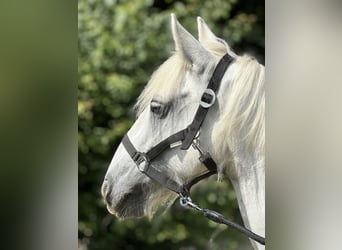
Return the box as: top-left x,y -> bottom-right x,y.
184,134 -> 266,246
179,196 -> 266,245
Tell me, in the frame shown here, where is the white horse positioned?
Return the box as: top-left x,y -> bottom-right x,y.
102,14 -> 265,250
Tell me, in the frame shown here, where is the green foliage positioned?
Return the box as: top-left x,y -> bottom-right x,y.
79,0 -> 264,249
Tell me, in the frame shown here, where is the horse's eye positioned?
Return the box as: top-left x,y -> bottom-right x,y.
150,100 -> 169,118
151,103 -> 162,114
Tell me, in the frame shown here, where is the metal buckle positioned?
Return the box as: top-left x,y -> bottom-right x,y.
179,196 -> 191,207
136,153 -> 149,172
200,88 -> 216,108
192,131 -> 204,155
179,196 -> 203,211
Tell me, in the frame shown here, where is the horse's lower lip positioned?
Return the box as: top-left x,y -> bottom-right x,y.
105,204 -> 118,216
104,198 -> 124,218
105,198 -> 127,218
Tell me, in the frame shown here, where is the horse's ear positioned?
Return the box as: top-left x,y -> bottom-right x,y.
171,14 -> 210,65
197,16 -> 236,57
197,16 -> 218,44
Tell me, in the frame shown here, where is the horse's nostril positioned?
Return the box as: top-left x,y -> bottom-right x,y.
102,182 -> 114,208
101,178 -> 111,199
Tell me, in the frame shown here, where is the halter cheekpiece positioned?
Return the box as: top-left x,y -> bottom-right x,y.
121,54 -> 265,245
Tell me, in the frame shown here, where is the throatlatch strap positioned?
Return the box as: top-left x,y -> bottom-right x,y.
199,152 -> 217,172
183,171 -> 217,193
181,54 -> 234,149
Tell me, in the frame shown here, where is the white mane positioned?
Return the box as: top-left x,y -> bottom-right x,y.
214,55 -> 265,157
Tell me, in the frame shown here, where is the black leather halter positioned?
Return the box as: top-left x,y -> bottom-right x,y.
121,54 -> 265,245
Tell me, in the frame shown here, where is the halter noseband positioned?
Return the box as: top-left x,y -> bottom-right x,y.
121,54 -> 265,245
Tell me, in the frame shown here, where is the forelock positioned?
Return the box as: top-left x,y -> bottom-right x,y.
134,53 -> 188,116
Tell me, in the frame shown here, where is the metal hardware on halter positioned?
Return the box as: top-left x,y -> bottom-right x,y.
179,196 -> 190,207
192,138 -> 204,155
170,141 -> 182,148
200,88 -> 216,108
179,196 -> 202,211
179,196 -> 203,212
133,152 -> 149,172
191,131 -> 204,154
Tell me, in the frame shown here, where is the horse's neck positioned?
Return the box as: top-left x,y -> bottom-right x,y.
230,150 -> 265,250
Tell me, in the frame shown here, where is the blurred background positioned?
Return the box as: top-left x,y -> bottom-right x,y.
2,0 -> 341,250
78,0 -> 264,249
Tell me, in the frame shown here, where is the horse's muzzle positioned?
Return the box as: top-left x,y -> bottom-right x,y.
101,177 -> 146,218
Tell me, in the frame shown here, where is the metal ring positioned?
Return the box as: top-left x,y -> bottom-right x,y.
137,154 -> 149,172
179,197 -> 187,207
179,196 -> 191,207
200,89 -> 216,108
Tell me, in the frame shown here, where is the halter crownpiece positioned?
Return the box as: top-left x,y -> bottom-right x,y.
181,53 -> 234,150
121,54 -> 265,245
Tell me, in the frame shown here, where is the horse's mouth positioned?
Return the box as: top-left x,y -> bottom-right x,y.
103,184 -> 147,219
